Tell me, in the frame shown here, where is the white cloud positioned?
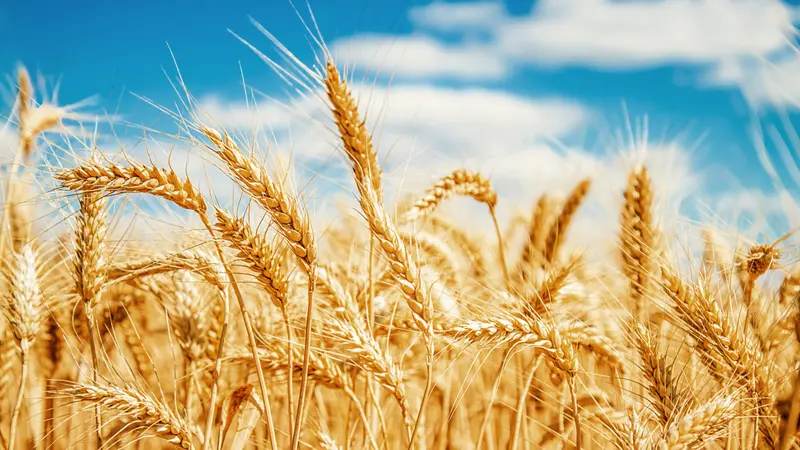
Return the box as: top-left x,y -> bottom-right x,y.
351,84 -> 586,153
497,0 -> 795,68
408,1 -> 507,32
200,96 -> 297,131
330,0 -> 799,107
702,49 -> 800,109
700,186 -> 799,240
331,34 -> 509,81
196,83 -> 585,164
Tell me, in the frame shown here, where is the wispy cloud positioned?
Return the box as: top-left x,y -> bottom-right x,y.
495,0 -> 794,68
408,1 -> 506,32
702,48 -> 800,110
332,0 -> 799,109
332,35 -> 509,81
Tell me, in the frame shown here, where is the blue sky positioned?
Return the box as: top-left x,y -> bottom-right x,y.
4,0 -> 800,237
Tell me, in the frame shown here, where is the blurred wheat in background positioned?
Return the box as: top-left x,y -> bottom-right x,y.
3,9 -> 800,450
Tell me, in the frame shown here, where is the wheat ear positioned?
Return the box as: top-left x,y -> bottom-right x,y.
73,186 -> 108,447
3,244 -> 44,450
402,169 -> 497,222
620,166 -> 654,323
515,194 -> 555,283
324,61 -> 383,201
429,216 -> 488,278
0,68 -> 33,259
6,178 -> 33,252
60,381 -> 194,448
781,267 -> 800,449
106,248 -> 228,291
630,323 -> 680,425
543,178 -> 591,264
656,394 -> 737,450
661,266 -> 779,447
0,328 -> 17,410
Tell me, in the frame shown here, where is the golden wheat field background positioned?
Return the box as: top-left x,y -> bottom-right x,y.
3,5 -> 800,450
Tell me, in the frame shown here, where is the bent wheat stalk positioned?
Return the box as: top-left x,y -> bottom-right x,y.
325,60 -> 435,448
201,127 -> 316,449
215,208 -> 296,431
403,168 -> 508,284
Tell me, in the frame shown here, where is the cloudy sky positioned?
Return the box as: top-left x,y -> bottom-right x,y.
4,0 -> 800,242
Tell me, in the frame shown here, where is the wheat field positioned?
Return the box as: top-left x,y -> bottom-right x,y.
2,20 -> 800,450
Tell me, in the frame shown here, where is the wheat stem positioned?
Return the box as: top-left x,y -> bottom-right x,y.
8,347 -> 28,450
200,215 -> 278,450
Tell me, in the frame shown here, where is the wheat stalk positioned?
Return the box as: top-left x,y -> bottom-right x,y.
214,208 -> 297,431
201,127 -> 316,448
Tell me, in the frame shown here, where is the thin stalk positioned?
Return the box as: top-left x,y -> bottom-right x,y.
238,293 -> 279,449
780,372 -> 800,449
368,237 -> 375,331
343,386 -> 380,450
569,376 -> 582,450
436,348 -> 457,450
43,378 -> 55,450
200,216 -> 278,450
489,205 -> 509,287
8,347 -> 29,450
409,358 -> 434,449
365,237 -> 376,450
184,360 -> 194,422
365,378 -> 389,449
476,349 -> 512,449
509,356 -> 542,450
290,270 -> 317,450
345,369 -> 357,450
299,381 -> 317,436
202,290 -> 229,450
84,306 -> 104,448
65,361 -> 89,449
281,307 -> 295,433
